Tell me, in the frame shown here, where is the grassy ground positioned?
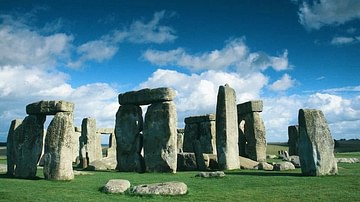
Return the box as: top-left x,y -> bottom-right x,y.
1,145 -> 360,201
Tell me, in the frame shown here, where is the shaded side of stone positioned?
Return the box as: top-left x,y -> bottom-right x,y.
215,84 -> 240,170
6,119 -> 22,176
143,101 -> 177,173
184,114 -> 215,124
237,100 -> 263,115
81,118 -> 102,164
26,100 -> 74,115
115,105 -> 144,172
14,115 -> 45,178
43,112 -> 74,180
298,109 -> 338,176
288,125 -> 299,156
118,87 -> 175,105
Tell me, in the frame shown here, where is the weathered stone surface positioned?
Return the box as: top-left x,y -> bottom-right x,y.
288,125 -> 299,156
26,100 -> 74,115
237,100 -> 263,115
72,129 -> 81,163
0,164 -> 7,173
81,118 -> 102,164
195,171 -> 225,178
216,84 -> 240,170
239,156 -> 258,170
130,182 -> 187,196
143,101 -> 177,173
88,157 -> 117,171
336,158 -> 360,163
118,87 -> 176,105
193,140 -> 206,170
96,128 -> 116,158
183,116 -> 216,154
298,109 -> 338,176
273,161 -> 296,171
258,162 -> 274,171
177,129 -> 184,153
115,105 -> 144,172
43,112 -> 74,180
13,115 -> 45,178
239,112 -> 267,162
6,119 -> 22,176
177,152 -> 197,171
289,155 -> 301,168
102,179 -> 131,194
184,114 -> 216,124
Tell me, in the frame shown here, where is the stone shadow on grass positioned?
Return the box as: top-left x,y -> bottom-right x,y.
0,173 -> 43,180
225,171 -> 303,177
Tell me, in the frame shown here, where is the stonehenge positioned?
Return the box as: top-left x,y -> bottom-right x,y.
288,125 -> 299,156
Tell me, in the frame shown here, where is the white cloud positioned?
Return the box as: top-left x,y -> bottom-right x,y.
299,0 -> 360,30
143,38 -> 289,74
269,73 -> 296,91
331,36 -> 356,45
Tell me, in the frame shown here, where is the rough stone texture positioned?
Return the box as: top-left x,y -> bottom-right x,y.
72,129 -> 81,163
43,112 -> 74,180
13,115 -> 45,178
195,171 -> 225,178
298,109 -> 338,176
6,119 -> 22,176
81,118 -> 102,164
88,157 -> 117,171
237,100 -> 263,115
258,162 -> 274,171
97,128 -> 116,158
118,87 -> 176,105
183,114 -> 216,154
115,105 -> 144,172
336,158 -> 360,163
273,161 -> 296,171
26,100 -> 74,115
177,129 -> 184,153
238,112 -> 266,162
215,84 -> 240,170
130,182 -> 187,196
289,155 -> 301,168
193,140 -> 206,170
288,125 -> 299,156
102,179 -> 131,194
177,152 -> 197,171
239,156 -> 258,170
0,164 -> 7,173
143,101 -> 177,173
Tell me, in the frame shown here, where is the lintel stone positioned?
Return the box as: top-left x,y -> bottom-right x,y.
118,87 -> 175,105
237,100 -> 263,115
26,100 -> 74,115
184,114 -> 215,124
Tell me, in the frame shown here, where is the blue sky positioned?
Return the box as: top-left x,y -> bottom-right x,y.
0,0 -> 359,142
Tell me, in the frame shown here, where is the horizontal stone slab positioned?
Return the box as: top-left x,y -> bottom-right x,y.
96,128 -> 114,134
26,100 -> 74,115
237,100 -> 263,115
118,87 -> 176,105
184,114 -> 215,124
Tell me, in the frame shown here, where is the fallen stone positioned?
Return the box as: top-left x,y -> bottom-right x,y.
73,170 -> 94,176
88,157 -> 117,171
273,161 -> 295,171
26,100 -> 74,115
257,162 -> 274,171
130,181 -> 187,196
239,156 -> 258,170
102,179 -> 131,194
266,154 -> 277,159
119,87 -> 176,105
237,100 -> 263,115
0,164 -> 7,173
336,158 -> 360,163
288,155 -> 301,168
195,171 -> 225,178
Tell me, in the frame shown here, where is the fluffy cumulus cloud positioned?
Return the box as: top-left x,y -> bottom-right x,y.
299,0 -> 360,30
143,38 -> 289,74
330,36 -> 360,45
68,11 -> 176,68
269,74 -> 296,91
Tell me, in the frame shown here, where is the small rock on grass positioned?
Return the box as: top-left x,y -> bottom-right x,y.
130,181 -> 187,196
102,179 -> 131,194
195,171 -> 225,178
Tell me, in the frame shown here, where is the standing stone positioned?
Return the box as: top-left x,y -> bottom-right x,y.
288,125 -> 299,156
143,101 -> 177,173
298,109 -> 338,176
6,119 -> 22,176
177,129 -> 184,153
115,105 -> 144,172
43,112 -> 74,180
215,84 -> 240,170
13,115 -> 45,178
237,100 -> 266,162
81,118 -> 102,164
193,140 -> 206,170
72,127 -> 81,163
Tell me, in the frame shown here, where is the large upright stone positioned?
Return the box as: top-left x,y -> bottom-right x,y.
288,125 -> 299,156
26,100 -> 74,115
177,129 -> 184,153
183,114 -> 216,154
115,105 -> 144,172
143,101 -> 177,173
119,87 -> 175,105
13,115 -> 45,178
215,84 -> 240,170
43,112 -> 74,180
237,100 -> 266,162
80,118 -> 102,164
6,119 -> 22,176
298,109 -> 338,176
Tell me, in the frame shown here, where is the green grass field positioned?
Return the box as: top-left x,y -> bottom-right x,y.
0,145 -> 359,201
